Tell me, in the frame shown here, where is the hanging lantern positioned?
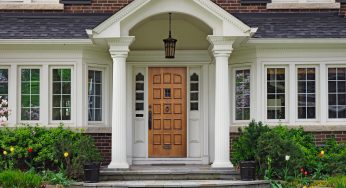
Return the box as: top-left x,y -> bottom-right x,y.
163,13 -> 177,59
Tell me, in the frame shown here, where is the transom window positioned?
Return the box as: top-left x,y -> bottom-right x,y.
266,68 -> 286,120
297,68 -> 316,119
21,68 -> 40,121
328,67 -> 346,119
52,69 -> 71,121
235,69 -> 250,120
88,70 -> 102,122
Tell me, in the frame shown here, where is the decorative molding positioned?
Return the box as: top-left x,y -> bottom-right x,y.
193,0 -> 251,33
207,36 -> 235,55
127,50 -> 211,63
0,39 -> 92,45
107,37 -> 135,57
248,38 -> 346,44
0,3 -> 63,10
267,2 -> 340,9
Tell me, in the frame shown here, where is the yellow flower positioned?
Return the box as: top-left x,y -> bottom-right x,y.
320,150 -> 325,155
64,152 -> 69,158
10,146 -> 14,153
3,150 -> 7,155
303,186 -> 308,188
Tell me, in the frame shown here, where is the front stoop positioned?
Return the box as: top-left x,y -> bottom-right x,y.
73,165 -> 270,187
81,180 -> 270,188
99,165 -> 239,181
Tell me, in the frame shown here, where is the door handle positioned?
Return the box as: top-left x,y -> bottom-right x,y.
148,105 -> 152,130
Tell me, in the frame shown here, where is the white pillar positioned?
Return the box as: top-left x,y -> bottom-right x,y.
107,37 -> 135,169
208,36 -> 234,168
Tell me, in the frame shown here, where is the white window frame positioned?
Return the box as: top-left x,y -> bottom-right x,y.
232,66 -> 252,123
49,66 -> 74,124
264,66 -> 289,123
18,66 -> 41,123
87,67 -> 105,125
326,65 -> 346,122
296,65 -> 320,122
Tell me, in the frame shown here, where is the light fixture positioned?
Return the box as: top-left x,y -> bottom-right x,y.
163,13 -> 177,59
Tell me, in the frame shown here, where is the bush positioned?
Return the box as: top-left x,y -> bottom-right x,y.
0,124 -> 102,180
0,170 -> 42,188
231,120 -> 270,165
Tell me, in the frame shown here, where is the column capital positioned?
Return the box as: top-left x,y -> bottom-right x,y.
207,35 -> 234,57
107,36 -> 135,59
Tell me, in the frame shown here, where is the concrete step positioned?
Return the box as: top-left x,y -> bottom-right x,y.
80,180 -> 270,188
99,165 -> 240,181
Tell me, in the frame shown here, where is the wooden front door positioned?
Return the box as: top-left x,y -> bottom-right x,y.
148,67 -> 187,158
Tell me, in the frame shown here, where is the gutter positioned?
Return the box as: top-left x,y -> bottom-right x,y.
0,39 -> 93,45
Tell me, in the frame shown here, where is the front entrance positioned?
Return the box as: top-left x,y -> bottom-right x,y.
148,67 -> 187,158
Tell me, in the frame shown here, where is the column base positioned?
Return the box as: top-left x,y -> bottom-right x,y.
108,162 -> 129,169
211,161 -> 233,168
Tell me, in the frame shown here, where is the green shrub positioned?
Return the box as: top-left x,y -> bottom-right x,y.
231,120 -> 270,166
41,170 -> 73,187
0,124 -> 102,180
0,170 -> 42,188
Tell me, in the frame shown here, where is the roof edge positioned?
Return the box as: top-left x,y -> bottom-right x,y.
0,39 -> 93,45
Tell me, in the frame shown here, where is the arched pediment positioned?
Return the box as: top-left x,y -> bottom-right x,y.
91,0 -> 255,39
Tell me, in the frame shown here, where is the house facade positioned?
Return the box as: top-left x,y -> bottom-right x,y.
0,0 -> 346,169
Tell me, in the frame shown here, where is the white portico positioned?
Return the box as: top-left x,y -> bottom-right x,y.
89,0 -> 255,169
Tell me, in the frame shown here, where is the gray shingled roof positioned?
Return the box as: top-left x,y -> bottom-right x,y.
0,12 -> 345,39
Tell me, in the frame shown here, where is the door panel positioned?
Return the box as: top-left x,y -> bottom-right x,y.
148,67 -> 187,158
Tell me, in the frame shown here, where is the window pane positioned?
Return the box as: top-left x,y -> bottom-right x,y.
235,69 -> 251,120
267,68 -> 285,120
328,68 -> 346,119
21,69 -> 40,121
52,68 -> 71,121
88,70 -> 102,122
297,68 -> 316,119
190,73 -> 200,111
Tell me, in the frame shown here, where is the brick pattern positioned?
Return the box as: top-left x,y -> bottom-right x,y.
0,0 -> 345,15
87,133 -> 112,166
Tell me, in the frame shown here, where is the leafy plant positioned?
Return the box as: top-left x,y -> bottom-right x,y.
0,170 -> 42,188
41,170 -> 73,187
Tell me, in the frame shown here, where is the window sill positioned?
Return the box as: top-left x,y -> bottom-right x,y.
0,3 -> 63,10
267,2 -> 340,9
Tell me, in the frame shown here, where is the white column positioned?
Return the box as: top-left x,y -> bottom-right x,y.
107,37 -> 135,169
208,36 -> 234,168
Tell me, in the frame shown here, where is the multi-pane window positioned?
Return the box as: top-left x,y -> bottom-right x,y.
297,68 -> 316,119
235,69 -> 250,120
328,68 -> 346,119
21,69 -> 40,121
0,69 -> 8,101
135,73 -> 144,117
52,69 -> 71,121
190,73 -> 199,111
267,68 -> 286,120
88,70 -> 102,122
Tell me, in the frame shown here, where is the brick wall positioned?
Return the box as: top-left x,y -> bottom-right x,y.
87,133 -> 111,166
0,0 -> 345,15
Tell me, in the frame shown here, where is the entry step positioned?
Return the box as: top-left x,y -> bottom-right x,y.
80,180 -> 270,188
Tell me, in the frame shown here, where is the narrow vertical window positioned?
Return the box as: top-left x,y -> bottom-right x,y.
297,68 -> 316,119
190,73 -> 199,111
328,68 -> 346,119
88,70 -> 102,121
52,69 -> 71,121
0,69 -> 8,101
235,69 -> 250,120
135,73 -> 144,117
21,69 -> 40,121
267,68 -> 286,120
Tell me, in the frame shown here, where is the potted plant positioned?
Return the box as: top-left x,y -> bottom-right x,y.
232,120 -> 270,181
77,135 -> 102,183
